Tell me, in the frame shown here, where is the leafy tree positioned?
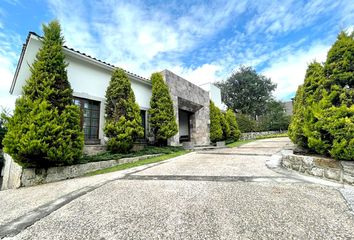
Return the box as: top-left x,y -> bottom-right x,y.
217,66 -> 276,119
209,101 -> 223,142
259,99 -> 290,131
148,72 -> 178,145
225,109 -> 241,141
235,113 -> 257,133
104,68 -> 144,153
3,20 -> 84,168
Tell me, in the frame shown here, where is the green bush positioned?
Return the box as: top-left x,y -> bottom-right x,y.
209,101 -> 223,142
104,68 -> 144,153
148,72 -> 178,145
225,109 -> 241,141
289,31 -> 354,160
2,20 -> 84,168
236,113 -> 257,132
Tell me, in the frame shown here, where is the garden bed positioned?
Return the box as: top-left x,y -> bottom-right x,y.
1,146 -> 185,190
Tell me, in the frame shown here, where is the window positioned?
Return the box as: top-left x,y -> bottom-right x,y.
74,97 -> 100,144
140,110 -> 146,138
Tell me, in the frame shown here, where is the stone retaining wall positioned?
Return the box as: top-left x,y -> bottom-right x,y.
281,150 -> 354,185
240,131 -> 285,140
1,153 -> 161,190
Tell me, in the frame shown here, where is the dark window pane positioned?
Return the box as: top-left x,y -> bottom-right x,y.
91,119 -> 99,127
74,97 -> 100,142
92,111 -> 99,118
92,103 -> 100,110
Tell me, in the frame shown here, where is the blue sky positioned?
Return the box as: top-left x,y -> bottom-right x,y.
0,0 -> 353,110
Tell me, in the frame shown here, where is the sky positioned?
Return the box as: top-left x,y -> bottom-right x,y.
0,0 -> 353,110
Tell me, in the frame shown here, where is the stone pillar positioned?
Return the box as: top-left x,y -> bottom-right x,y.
167,94 -> 180,146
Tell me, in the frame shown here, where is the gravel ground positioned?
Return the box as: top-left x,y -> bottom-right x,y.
7,181 -> 354,240
2,137 -> 354,239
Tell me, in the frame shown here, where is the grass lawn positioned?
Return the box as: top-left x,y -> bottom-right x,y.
226,139 -> 255,148
255,132 -> 288,139
85,150 -> 188,176
80,145 -> 184,164
226,132 -> 288,148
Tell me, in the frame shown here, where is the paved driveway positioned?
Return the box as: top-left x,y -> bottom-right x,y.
1,138 -> 354,239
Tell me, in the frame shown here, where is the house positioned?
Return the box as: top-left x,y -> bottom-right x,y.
10,32 -> 225,149
283,101 -> 293,116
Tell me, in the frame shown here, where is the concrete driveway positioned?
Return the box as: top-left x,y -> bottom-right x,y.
1,137 -> 354,239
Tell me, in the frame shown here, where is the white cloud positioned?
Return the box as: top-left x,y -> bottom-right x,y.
0,51 -> 17,111
262,42 -> 330,100
0,22 -> 21,111
47,0 -> 247,80
171,64 -> 223,86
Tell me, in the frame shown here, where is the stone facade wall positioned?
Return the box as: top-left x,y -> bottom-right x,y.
240,131 -> 285,140
281,150 -> 354,185
162,70 -> 210,146
1,153 -> 23,190
1,153 -> 161,190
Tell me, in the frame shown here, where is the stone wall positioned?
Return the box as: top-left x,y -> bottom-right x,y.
281,150 -> 354,185
162,70 -> 210,146
240,131 -> 285,140
1,153 -> 161,190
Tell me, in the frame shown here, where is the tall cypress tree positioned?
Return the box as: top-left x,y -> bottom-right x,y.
289,31 -> 354,160
148,72 -> 178,145
209,101 -> 223,143
104,68 -> 144,153
23,21 -> 73,112
220,111 -> 230,140
3,20 -> 84,168
225,109 -> 241,141
319,31 -> 354,160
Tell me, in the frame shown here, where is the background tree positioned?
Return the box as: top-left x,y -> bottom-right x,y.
104,68 -> 144,153
0,108 -> 9,149
209,101 -> 223,142
216,66 -> 276,119
3,20 -> 84,168
258,99 -> 290,131
235,113 -> 257,133
225,109 -> 241,141
148,72 -> 178,145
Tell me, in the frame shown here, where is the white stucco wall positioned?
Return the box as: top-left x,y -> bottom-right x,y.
12,36 -> 152,109
200,83 -> 227,111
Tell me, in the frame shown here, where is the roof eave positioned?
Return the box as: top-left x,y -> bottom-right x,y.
10,32 -> 151,94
